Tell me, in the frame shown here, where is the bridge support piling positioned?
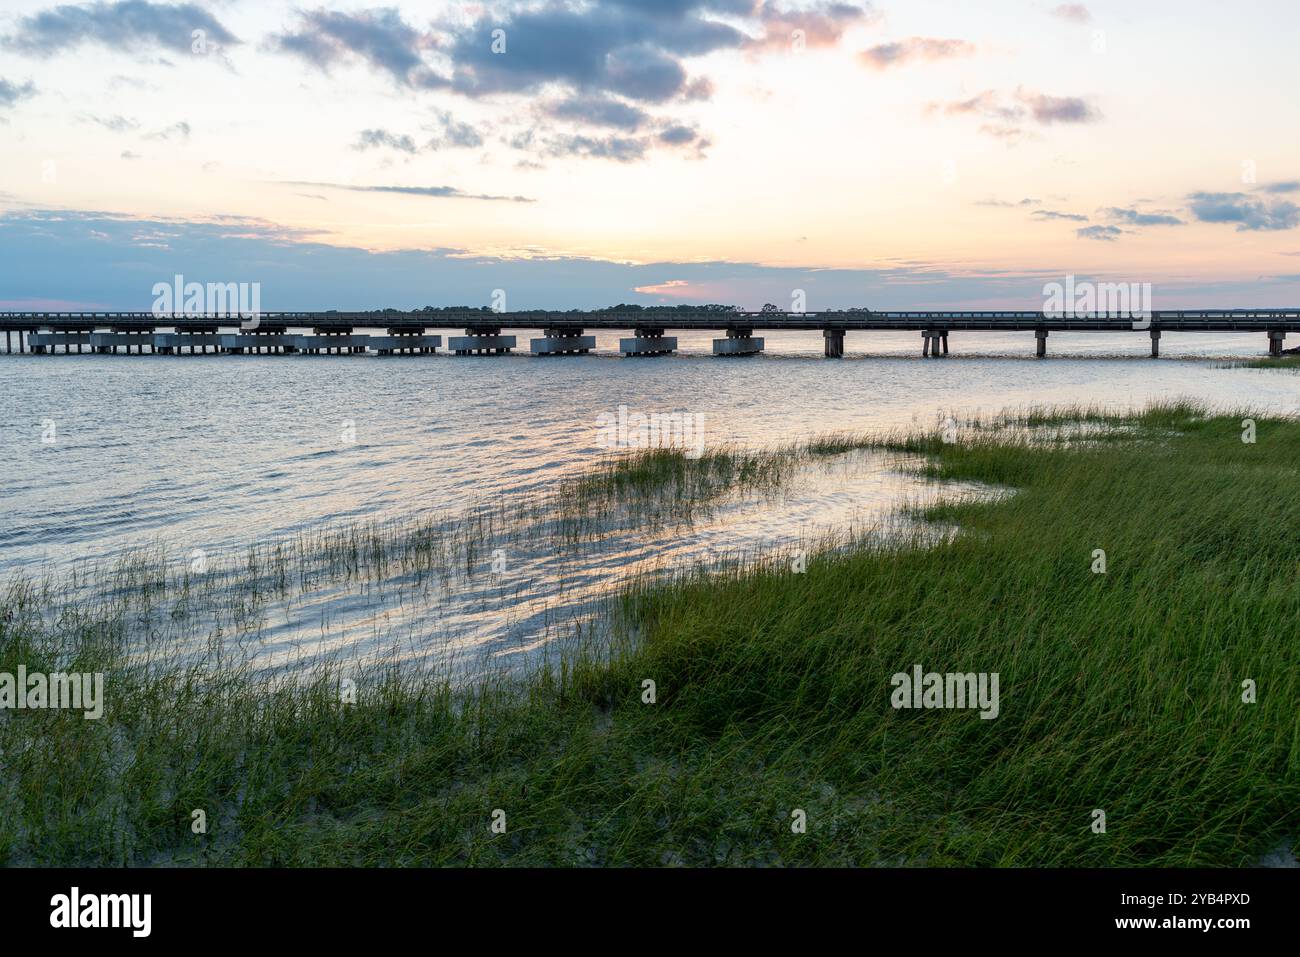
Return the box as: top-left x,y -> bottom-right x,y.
1150,329 -> 1161,358
620,327 -> 676,356
1269,331 -> 1286,357
373,331 -> 440,355
1035,329 -> 1048,358
713,328 -> 764,356
450,327 -> 516,355
823,329 -> 844,358
941,331 -> 949,355
531,327 -> 595,356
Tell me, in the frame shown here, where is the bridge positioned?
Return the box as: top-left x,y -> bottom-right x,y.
2,308 -> 1298,358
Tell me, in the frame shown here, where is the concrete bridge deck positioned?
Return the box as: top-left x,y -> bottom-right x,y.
2,309 -> 1299,357
3,308 -> 1300,332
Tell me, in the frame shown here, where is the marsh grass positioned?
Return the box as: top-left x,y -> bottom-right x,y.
1219,354 -> 1300,371
1,401 -> 1296,866
8,444 -> 810,673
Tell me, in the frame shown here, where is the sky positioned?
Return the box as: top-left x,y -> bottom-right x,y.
1,0 -> 1299,311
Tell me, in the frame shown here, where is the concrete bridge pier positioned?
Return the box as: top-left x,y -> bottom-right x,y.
88,331 -> 154,355
386,330 -> 415,355
449,327 -> 516,355
218,330 -> 292,354
328,330 -> 348,355
620,327 -> 677,356
373,331 -> 441,355
294,332 -> 375,354
531,326 -> 596,356
320,327 -> 365,355
823,328 -> 845,358
1150,329 -> 1161,358
33,332 -> 94,354
162,332 -> 220,354
713,327 -> 764,356
922,329 -> 948,357
1035,329 -> 1049,358
1269,330 -> 1286,356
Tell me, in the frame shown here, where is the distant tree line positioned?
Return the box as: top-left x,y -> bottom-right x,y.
391,303 -> 747,313
348,303 -> 877,313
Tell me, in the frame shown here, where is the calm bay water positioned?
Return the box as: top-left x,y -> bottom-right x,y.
3,328 -> 1297,674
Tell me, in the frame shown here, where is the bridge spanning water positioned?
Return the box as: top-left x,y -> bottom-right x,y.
2,309 -> 1299,358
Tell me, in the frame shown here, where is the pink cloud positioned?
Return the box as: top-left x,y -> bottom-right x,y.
859,37 -> 976,70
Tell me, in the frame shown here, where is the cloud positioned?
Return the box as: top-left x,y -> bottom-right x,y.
1261,181 -> 1300,194
928,90 -> 1022,120
658,124 -> 701,146
538,94 -> 705,148
145,120 -> 191,140
82,113 -> 139,132
426,111 -> 484,149
544,94 -> 651,131
268,2 -> 874,163
354,129 -> 418,153
1016,90 -> 1100,124
109,74 -> 156,91
1076,225 -> 1122,241
1051,3 -> 1092,23
1188,192 -> 1300,231
1032,209 -> 1088,222
4,1 -> 239,56
858,37 -> 975,70
352,114 -> 484,155
1101,206 -> 1184,227
0,78 -> 36,108
120,150 -> 140,160
270,8 -> 427,86
975,198 -> 1041,207
749,1 -> 881,52
284,181 -> 535,203
530,124 -> 707,162
926,86 -> 1100,141
511,117 -> 707,162
978,124 -> 1030,143
425,5 -> 743,103
270,3 -> 772,100
537,133 -> 650,163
